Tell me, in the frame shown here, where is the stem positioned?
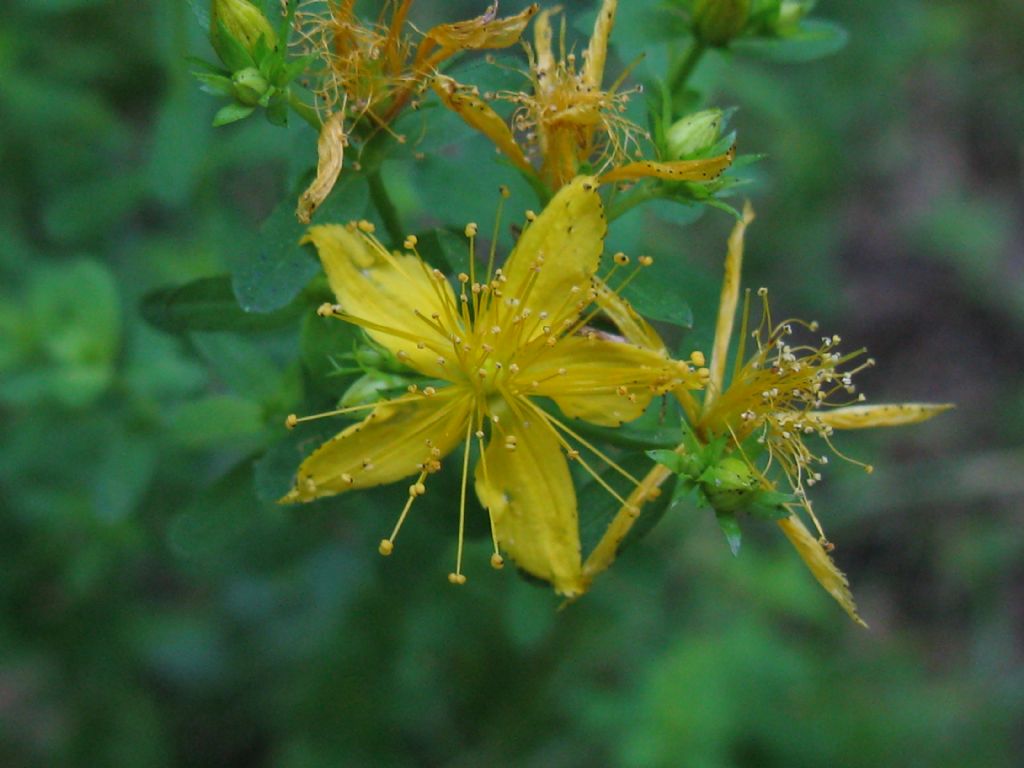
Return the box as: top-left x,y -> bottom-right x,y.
367,168 -> 404,245
667,39 -> 707,97
606,183 -> 662,222
288,90 -> 322,130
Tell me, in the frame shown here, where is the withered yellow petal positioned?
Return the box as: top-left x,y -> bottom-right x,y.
280,389 -> 473,503
524,336 -> 684,427
303,224 -> 457,379
705,201 -> 755,409
777,514 -> 867,627
583,0 -> 618,89
296,110 -> 346,224
491,176 -> 605,336
474,400 -> 583,596
424,3 -> 538,53
599,145 -> 736,185
431,76 -> 532,174
813,403 -> 954,430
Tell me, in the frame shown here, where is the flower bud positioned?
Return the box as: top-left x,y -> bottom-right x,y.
211,0 -> 278,61
231,67 -> 270,105
700,456 -> 759,513
776,1 -> 809,34
692,0 -> 750,46
666,108 -> 723,159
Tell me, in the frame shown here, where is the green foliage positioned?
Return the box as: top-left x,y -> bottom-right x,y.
1,0 -> 1021,766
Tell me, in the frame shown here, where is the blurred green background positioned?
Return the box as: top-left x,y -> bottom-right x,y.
2,1 -> 1022,765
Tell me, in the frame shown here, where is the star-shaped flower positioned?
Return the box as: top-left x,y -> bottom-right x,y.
281,177 -> 704,595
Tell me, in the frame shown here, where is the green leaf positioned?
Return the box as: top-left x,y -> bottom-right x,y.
141,276 -> 305,334
168,460 -> 270,558
733,20 -> 849,62
578,453 -> 673,559
190,331 -> 290,405
213,102 -> 256,126
413,228 -> 470,274
169,395 -> 266,448
229,175 -> 368,314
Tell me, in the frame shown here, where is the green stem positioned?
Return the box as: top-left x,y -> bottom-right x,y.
607,183 -> 662,222
288,90 -> 322,130
367,169 -> 405,245
667,39 -> 707,97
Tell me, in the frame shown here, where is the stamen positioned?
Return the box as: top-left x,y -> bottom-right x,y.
449,418 -> 475,586
379,469 -> 429,557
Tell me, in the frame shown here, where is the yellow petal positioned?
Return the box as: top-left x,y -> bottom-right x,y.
474,398 -> 583,596
303,224 -> 458,379
296,110 -> 346,225
431,76 -> 532,174
280,388 -> 473,503
583,0 -> 618,89
777,514 -> 867,627
705,201 -> 755,409
813,403 -> 954,430
598,145 -> 736,184
492,176 -> 605,337
424,3 -> 539,54
523,336 -> 686,427
592,276 -> 667,353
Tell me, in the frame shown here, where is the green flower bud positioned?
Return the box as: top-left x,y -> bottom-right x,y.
666,108 -> 723,159
776,1 -> 809,34
211,0 -> 278,61
231,67 -> 270,106
340,371 -> 409,408
700,456 -> 759,513
693,0 -> 750,46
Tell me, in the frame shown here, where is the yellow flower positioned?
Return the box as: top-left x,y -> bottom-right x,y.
581,205 -> 952,623
295,1 -> 539,222
280,178 -> 704,595
433,0 -> 735,193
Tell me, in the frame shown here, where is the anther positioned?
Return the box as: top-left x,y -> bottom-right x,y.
464,223 -> 478,238
316,303 -> 335,317
690,351 -> 706,367
525,210 -> 537,222
357,220 -> 375,233
404,235 -> 418,249
613,252 -> 629,266
490,553 -> 504,569
285,414 -> 298,430
458,272 -> 469,283
639,255 -> 654,267
447,572 -> 467,585
499,185 -> 510,199
378,539 -> 394,556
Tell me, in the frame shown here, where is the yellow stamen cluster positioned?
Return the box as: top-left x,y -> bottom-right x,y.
700,289 -> 876,510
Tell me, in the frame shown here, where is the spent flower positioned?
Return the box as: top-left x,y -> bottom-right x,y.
434,0 -> 736,194
581,204 -> 952,622
294,0 -> 538,222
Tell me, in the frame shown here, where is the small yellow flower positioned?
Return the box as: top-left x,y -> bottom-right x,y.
433,0 -> 735,192
281,178 -> 704,595
295,1 -> 539,221
581,205 -> 952,623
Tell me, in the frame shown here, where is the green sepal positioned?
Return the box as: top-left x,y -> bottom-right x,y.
193,72 -> 234,97
213,102 -> 255,126
214,19 -> 256,72
715,511 -> 743,556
